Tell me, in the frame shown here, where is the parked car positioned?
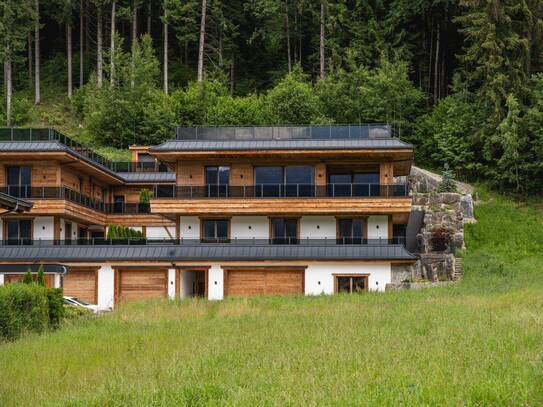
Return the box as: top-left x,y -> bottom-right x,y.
63,296 -> 99,313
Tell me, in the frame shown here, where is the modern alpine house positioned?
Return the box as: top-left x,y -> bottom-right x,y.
0,125 -> 416,309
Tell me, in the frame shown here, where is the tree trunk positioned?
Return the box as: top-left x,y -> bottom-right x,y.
132,3 -> 138,44
34,0 -> 41,105
85,0 -> 90,52
163,5 -> 168,94
147,1 -> 152,34
110,1 -> 116,86
285,1 -> 291,73
67,23 -> 73,98
28,34 -> 33,84
434,24 -> 440,105
230,55 -> 234,96
5,58 -> 12,126
80,0 -> 84,87
293,11 -> 297,63
319,1 -> 325,80
97,8 -> 103,88
197,0 -> 206,82
184,41 -> 188,65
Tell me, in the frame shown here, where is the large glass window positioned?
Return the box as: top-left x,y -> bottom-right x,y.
328,171 -> 379,197
113,195 -> 125,213
6,166 -> 31,197
393,224 -> 407,245
255,166 -> 314,197
5,219 -> 32,245
335,275 -> 367,294
337,218 -> 364,244
205,166 -> 230,197
270,218 -> 298,244
201,219 -> 229,243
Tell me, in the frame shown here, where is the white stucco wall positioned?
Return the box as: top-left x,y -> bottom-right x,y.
33,216 -> 54,240
367,215 -> 389,240
305,263 -> 391,294
300,216 -> 336,240
97,265 -> 115,310
179,216 -> 200,241
0,275 -> 4,286
60,219 -> 78,241
207,264 -> 224,300
0,220 -> 3,241
147,226 -> 175,240
231,216 -> 269,240
167,268 -> 176,299
54,274 -> 61,288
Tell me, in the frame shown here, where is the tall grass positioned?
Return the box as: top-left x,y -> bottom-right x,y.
0,194 -> 542,406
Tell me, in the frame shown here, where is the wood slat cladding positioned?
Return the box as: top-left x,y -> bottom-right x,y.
115,268 -> 168,303
111,186 -> 145,203
177,162 -> 205,186
63,268 -> 98,304
224,268 -> 305,297
4,274 -> 53,287
315,163 -> 326,186
379,162 -> 394,185
32,162 -> 59,187
152,197 -> 412,216
230,163 -> 253,186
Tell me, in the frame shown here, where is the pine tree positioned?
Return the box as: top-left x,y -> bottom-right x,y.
23,269 -> 33,284
437,163 -> 458,193
36,264 -> 45,286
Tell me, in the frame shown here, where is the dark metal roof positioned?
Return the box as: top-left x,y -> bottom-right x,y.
0,244 -> 416,262
117,172 -> 176,183
0,192 -> 33,212
151,138 -> 412,152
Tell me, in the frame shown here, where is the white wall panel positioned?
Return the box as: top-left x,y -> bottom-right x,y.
33,216 -> 54,240
179,216 -> 200,240
97,265 -> 115,310
367,215 -> 389,240
231,216 -> 269,239
305,263 -> 391,294
300,216 -> 336,240
207,264 -> 224,300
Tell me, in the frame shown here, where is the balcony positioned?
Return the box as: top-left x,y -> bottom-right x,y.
153,183 -> 410,199
0,237 -> 407,246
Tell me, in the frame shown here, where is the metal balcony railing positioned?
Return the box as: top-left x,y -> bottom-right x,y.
0,128 -> 169,174
176,124 -> 394,141
0,237 -> 407,247
153,183 -> 410,198
1,186 -> 106,211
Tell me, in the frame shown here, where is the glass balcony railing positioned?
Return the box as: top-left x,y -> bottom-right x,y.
153,183 -> 410,198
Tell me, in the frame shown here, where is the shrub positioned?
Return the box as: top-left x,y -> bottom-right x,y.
46,288 -> 65,328
107,224 -> 145,239
22,269 -> 33,284
0,284 -> 49,341
63,304 -> 93,321
437,164 -> 458,193
36,264 -> 46,286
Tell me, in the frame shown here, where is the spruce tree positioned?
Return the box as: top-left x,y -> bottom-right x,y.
36,264 -> 45,286
437,163 -> 458,193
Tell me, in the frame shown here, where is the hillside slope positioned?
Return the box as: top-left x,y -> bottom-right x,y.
0,193 -> 542,405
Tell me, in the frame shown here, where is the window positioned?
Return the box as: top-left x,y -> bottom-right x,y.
6,166 -> 31,198
335,275 -> 368,294
205,166 -> 230,197
113,195 -> 125,213
201,219 -> 229,243
328,171 -> 379,197
337,218 -> 364,244
270,218 -> 298,244
137,153 -> 156,171
393,224 -> 407,245
5,219 -> 32,245
255,166 -> 314,197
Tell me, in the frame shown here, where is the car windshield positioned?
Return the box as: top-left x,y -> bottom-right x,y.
72,298 -> 90,306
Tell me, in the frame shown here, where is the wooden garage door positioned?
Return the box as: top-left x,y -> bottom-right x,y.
63,269 -> 97,304
117,269 -> 167,303
225,269 -> 304,297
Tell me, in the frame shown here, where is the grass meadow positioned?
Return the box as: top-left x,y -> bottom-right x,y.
0,194 -> 542,406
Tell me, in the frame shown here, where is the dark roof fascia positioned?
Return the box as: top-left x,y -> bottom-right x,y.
0,192 -> 33,212
0,244 -> 417,262
0,264 -> 68,274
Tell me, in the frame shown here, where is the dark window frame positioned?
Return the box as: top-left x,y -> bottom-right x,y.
200,218 -> 230,243
334,274 -> 369,294
269,217 -> 299,244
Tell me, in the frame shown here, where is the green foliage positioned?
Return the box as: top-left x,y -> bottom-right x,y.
36,264 -> 45,287
437,164 -> 458,193
138,188 -> 151,204
0,96 -> 35,125
107,225 -> 145,240
0,283 -> 49,341
46,288 -> 64,328
264,68 -> 327,124
207,94 -> 266,126
22,270 -> 33,285
63,304 -> 93,320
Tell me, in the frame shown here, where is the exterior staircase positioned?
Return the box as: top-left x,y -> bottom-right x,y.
453,257 -> 463,281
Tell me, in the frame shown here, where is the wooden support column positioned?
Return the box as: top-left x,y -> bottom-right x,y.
175,215 -> 180,240
380,162 -> 394,196
53,216 -> 61,241
388,215 -> 393,240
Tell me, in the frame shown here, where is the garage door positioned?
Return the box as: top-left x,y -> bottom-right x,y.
117,269 -> 168,303
63,269 -> 97,304
225,269 -> 304,297
4,274 -> 53,287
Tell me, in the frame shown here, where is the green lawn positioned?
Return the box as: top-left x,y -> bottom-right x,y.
1,194 -> 543,406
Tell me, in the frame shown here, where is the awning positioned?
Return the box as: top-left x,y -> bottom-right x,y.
0,192 -> 33,212
0,264 -> 68,274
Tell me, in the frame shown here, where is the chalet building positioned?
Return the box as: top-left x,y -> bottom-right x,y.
0,125 -> 416,309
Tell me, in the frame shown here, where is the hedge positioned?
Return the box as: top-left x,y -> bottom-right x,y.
0,283 -> 64,341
